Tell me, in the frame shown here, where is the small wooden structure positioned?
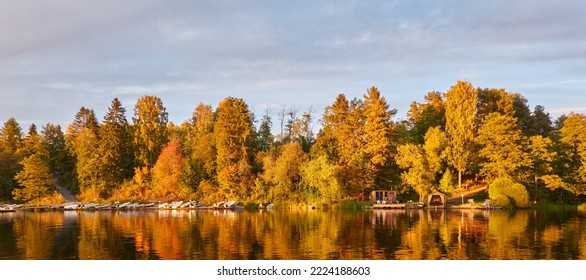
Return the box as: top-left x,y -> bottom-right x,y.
426,192 -> 446,207
370,190 -> 398,204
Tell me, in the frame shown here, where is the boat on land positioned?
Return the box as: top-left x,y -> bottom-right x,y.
63,203 -> 82,210
158,202 -> 170,209
170,201 -> 184,209
126,203 -> 141,209
116,202 -> 131,209
142,202 -> 155,208
1,204 -> 23,212
224,201 -> 236,208
83,203 -> 98,210
98,204 -> 112,210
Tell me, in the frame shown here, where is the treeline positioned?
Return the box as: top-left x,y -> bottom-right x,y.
1,81 -> 585,207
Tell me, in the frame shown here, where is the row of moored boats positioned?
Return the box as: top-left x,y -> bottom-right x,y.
0,204 -> 24,212
1,200 -> 248,211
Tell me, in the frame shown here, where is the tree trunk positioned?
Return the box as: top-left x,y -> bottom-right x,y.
458,169 -> 462,190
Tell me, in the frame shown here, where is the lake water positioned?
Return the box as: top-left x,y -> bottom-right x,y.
1,208 -> 585,260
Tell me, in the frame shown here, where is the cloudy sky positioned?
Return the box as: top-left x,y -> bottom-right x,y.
1,0 -> 586,130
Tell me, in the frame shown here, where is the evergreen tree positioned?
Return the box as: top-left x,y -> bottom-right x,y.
445,81 -> 477,188
511,94 -> 534,136
98,98 -> 133,190
256,111 -> 274,153
337,98 -> 368,199
363,87 -> 396,175
0,117 -> 23,154
0,117 -> 23,200
65,107 -> 101,197
531,105 -> 553,137
132,95 -> 169,169
363,87 -> 401,198
68,107 -> 99,136
476,88 -> 513,125
13,154 -> 53,204
312,94 -> 350,162
72,129 -> 103,200
41,124 -> 69,174
406,91 -> 445,144
18,124 -> 46,160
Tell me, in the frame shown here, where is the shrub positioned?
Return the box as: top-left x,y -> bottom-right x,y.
508,182 -> 529,207
492,194 -> 510,207
489,177 -> 529,208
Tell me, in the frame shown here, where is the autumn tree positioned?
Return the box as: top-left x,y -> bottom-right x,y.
301,155 -> 342,204
260,142 -> 308,201
396,127 -> 447,201
363,87 -> 397,190
68,107 -> 100,136
527,135 -> 558,199
286,109 -> 315,152
476,112 -> 529,181
183,103 -> 216,194
0,117 -> 23,200
311,94 -> 350,162
12,154 -> 53,204
336,98 -> 368,199
476,88 -> 514,124
0,117 -> 23,154
151,136 -> 189,199
65,107 -> 100,197
133,95 -> 169,169
445,81 -> 477,188
18,124 -> 47,163
98,98 -> 133,191
214,97 -> 255,200
557,113 -> 586,194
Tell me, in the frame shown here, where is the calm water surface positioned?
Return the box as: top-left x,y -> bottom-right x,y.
1,208 -> 585,260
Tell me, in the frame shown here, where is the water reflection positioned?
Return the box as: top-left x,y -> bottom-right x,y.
1,208 -> 585,260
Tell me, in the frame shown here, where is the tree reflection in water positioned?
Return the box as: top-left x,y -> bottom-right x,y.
1,208 -> 586,260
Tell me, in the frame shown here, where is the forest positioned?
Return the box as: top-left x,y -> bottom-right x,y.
1,80 -> 585,208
